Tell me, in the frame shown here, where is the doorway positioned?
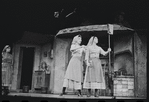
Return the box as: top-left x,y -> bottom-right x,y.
19,47 -> 35,90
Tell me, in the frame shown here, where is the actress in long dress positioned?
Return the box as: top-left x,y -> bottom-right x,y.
2,45 -> 13,88
83,36 -> 111,97
60,35 -> 86,96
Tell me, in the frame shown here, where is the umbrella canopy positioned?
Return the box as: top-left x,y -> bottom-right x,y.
56,24 -> 134,38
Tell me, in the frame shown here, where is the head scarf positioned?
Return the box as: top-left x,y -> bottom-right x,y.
2,45 -> 10,52
2,45 -> 11,56
87,36 -> 98,46
71,35 -> 81,44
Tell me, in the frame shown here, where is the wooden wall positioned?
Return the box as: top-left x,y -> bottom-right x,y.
40,43 -> 53,93
52,38 -> 72,93
134,31 -> 147,98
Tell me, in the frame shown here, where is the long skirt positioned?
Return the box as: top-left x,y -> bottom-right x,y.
2,62 -> 12,87
63,56 -> 83,90
83,58 -> 106,89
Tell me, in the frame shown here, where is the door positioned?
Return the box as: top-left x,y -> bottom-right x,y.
20,47 -> 35,90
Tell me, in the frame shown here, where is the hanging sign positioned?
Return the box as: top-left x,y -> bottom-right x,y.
107,24 -> 114,35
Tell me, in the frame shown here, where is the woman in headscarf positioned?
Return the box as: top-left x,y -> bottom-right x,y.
2,45 -> 13,88
83,36 -> 111,97
60,35 -> 86,96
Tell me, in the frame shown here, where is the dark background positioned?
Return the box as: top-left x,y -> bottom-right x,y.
1,0 -> 148,47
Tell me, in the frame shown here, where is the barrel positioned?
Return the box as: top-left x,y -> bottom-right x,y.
23,86 -> 29,93
41,87 -> 48,94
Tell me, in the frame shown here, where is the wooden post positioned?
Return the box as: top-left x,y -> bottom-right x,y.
108,34 -> 111,73
108,34 -> 113,96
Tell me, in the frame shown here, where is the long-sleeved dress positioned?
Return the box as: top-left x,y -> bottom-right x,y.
2,53 -> 13,87
83,45 -> 107,89
63,44 -> 85,90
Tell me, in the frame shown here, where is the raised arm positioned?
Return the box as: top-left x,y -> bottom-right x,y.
100,47 -> 111,56
85,47 -> 91,66
70,44 -> 81,52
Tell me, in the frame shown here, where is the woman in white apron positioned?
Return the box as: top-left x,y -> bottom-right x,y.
83,36 -> 111,97
2,45 -> 13,89
60,35 -> 86,96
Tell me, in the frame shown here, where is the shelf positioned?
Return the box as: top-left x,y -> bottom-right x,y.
114,75 -> 134,78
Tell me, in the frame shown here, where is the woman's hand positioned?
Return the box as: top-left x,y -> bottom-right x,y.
87,62 -> 90,66
81,45 -> 86,49
108,48 -> 111,52
85,60 -> 90,66
80,45 -> 86,51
